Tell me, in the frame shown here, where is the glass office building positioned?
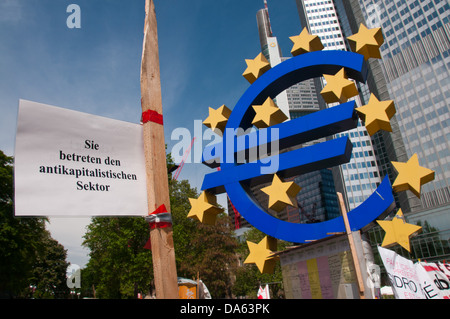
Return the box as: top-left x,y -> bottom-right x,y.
228,3 -> 341,230
286,169 -> 341,224
353,0 -> 450,210
256,5 -> 320,119
295,0 -> 383,211
338,0 -> 450,264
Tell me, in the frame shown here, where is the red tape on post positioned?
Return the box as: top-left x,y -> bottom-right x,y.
145,204 -> 172,229
144,238 -> 152,250
142,109 -> 164,125
143,204 -> 172,250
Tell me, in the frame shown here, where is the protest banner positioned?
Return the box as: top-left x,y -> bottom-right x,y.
377,246 -> 424,299
379,246 -> 450,299
415,261 -> 450,299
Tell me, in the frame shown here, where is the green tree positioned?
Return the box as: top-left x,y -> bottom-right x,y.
0,150 -> 69,298
82,216 -> 152,298
30,234 -> 70,298
176,212 -> 239,298
232,227 -> 288,299
169,174 -> 239,298
82,152 -> 239,298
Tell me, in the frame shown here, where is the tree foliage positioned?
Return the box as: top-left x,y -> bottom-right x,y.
175,211 -> 239,298
0,150 -> 69,298
82,153 -> 239,298
232,227 -> 288,299
30,234 -> 70,298
169,173 -> 239,298
82,216 -> 152,298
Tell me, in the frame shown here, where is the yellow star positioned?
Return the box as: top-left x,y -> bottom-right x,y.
356,93 -> 396,136
242,52 -> 271,84
320,68 -> 359,104
251,97 -> 288,129
187,191 -> 223,225
347,24 -> 384,60
377,209 -> 422,252
391,154 -> 435,198
203,105 -> 232,136
261,174 -> 301,212
244,236 -> 279,274
289,27 -> 324,56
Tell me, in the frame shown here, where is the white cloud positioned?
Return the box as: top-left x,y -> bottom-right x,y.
47,217 -> 91,268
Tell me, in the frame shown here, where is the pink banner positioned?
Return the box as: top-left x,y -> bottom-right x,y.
297,260 -> 311,299
317,256 -> 333,299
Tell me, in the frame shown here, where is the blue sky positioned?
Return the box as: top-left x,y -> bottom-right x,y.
0,0 -> 303,267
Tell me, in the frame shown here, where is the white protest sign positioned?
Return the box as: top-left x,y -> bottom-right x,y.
415,262 -> 450,299
14,100 -> 148,216
439,262 -> 450,279
378,246 -> 425,299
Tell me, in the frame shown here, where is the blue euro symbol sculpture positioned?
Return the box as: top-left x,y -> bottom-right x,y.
201,51 -> 395,243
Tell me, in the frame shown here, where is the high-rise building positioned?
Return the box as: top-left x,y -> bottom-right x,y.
350,0 -> 450,211
257,1 -> 320,120
259,2 -> 342,225
295,0 -> 383,211
339,0 -> 450,262
331,0 -> 422,215
228,2 -> 341,230
256,1 -> 291,119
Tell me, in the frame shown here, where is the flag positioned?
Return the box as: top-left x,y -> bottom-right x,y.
143,238 -> 151,250
257,285 -> 270,299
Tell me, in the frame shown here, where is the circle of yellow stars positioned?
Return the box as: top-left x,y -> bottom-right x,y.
261,174 -> 301,213
320,68 -> 359,104
186,24 -> 436,271
251,97 -> 288,129
377,209 -> 422,253
244,236 -> 279,274
391,153 -> 435,198
203,105 -> 232,136
187,191 -> 223,225
355,93 -> 396,136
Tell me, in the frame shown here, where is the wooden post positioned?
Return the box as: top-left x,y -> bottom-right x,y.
140,0 -> 178,299
337,192 -> 365,299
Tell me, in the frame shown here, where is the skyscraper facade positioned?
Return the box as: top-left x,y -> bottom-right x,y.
259,3 -> 342,225
257,2 -> 321,120
352,0 -> 450,210
321,0 -> 422,215
256,3 -> 291,118
295,0 -> 383,211
228,2 -> 341,230
337,0 -> 450,263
